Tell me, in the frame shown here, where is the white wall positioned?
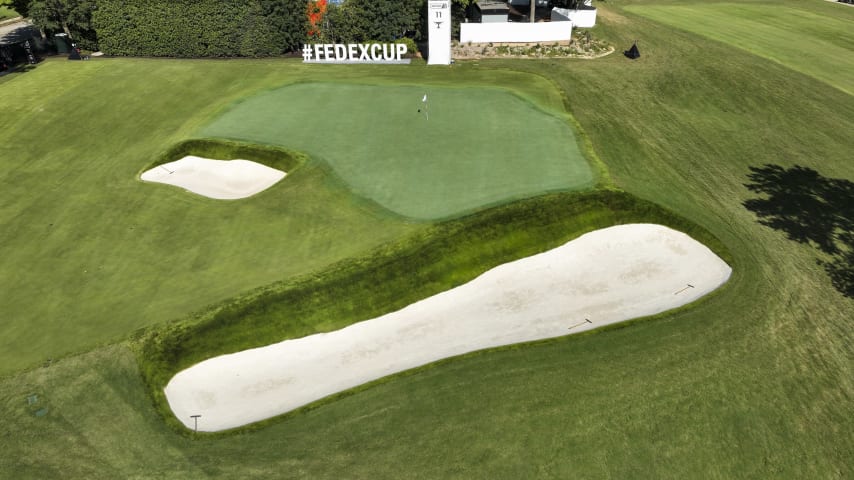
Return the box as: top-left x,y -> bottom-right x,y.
551,8 -> 597,28
482,14 -> 509,23
460,21 -> 573,44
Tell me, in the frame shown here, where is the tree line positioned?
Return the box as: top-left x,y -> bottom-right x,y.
1,0 -> 478,57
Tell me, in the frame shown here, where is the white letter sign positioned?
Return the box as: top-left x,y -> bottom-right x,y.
301,43 -> 411,64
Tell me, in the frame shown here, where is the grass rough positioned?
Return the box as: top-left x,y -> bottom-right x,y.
0,0 -> 852,476
136,189 -> 731,435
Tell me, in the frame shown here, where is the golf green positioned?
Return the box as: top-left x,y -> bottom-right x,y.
200,83 -> 594,219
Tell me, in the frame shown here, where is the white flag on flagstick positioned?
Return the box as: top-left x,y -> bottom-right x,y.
421,94 -> 429,121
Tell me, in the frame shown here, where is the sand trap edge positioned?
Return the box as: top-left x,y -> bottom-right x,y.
165,223 -> 732,432
140,155 -> 286,200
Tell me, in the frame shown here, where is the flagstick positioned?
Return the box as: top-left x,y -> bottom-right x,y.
422,94 -> 429,121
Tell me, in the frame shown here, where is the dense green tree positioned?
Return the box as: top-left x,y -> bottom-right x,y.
239,1 -> 281,57
323,4 -> 358,43
450,0 -> 475,39
256,0 -> 307,54
325,0 -> 422,43
28,0 -> 98,49
93,0 -> 306,57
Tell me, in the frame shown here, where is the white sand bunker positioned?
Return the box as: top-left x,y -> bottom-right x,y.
165,224 -> 732,432
140,155 -> 286,199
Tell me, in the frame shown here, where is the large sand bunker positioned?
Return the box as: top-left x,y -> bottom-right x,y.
165,224 -> 732,432
140,155 -> 286,199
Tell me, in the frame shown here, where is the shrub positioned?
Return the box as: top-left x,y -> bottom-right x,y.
324,0 -> 422,43
394,37 -> 418,57
93,0 -> 306,57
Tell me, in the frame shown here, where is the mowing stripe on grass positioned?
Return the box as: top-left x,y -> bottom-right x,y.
627,2 -> 854,95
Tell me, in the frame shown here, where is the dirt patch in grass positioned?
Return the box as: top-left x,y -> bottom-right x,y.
596,6 -> 631,25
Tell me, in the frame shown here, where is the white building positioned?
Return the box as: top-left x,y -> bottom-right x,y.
460,1 -> 596,45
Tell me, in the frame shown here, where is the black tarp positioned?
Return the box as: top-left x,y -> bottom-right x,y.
624,42 -> 640,59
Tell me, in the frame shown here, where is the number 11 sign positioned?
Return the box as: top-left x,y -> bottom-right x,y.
427,1 -> 451,65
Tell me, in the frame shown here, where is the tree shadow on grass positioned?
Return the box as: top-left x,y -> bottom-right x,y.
743,164 -> 853,298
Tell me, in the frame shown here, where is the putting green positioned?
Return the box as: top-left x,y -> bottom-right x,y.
200,83 -> 594,219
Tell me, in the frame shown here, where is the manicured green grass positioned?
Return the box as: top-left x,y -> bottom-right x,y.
201,83 -> 593,219
0,6 -> 18,21
0,59 -> 418,375
0,59 -> 590,375
626,1 -> 854,95
137,190 -> 731,435
1,0 -> 852,477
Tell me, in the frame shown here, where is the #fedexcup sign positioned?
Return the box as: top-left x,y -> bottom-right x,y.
302,43 -> 410,64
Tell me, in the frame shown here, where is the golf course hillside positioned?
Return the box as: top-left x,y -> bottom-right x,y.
0,0 -> 851,477
627,2 -> 854,95
201,83 -> 594,219
165,223 -> 732,432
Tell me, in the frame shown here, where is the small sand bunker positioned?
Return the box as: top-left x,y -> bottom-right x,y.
165,224 -> 732,432
140,155 -> 286,199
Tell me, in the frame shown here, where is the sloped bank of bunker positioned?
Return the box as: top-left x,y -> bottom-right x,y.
140,155 -> 286,200
139,139 -> 298,200
165,224 -> 732,432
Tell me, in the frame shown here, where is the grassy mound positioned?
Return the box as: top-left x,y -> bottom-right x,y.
137,189 -> 730,434
144,138 -> 306,174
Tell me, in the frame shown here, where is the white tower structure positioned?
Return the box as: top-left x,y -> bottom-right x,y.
427,1 -> 451,65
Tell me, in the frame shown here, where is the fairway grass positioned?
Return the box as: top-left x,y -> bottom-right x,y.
0,59 -> 591,375
0,60 -> 418,375
0,0 -> 852,476
626,1 -> 854,95
201,83 -> 593,219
